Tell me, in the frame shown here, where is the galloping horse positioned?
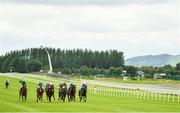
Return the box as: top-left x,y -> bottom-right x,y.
67,84 -> 76,102
36,86 -> 44,102
58,83 -> 67,102
45,84 -> 55,102
79,84 -> 87,102
19,86 -> 27,102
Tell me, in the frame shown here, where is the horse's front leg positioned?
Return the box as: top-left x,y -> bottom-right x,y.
74,95 -> 76,102
49,95 -> 52,103
41,94 -> 43,101
53,93 -> 55,101
22,95 -> 24,102
68,95 -> 70,102
25,95 -> 27,102
37,94 -> 38,102
79,92 -> 81,102
19,93 -> 21,101
84,96 -> 87,102
58,92 -> 60,101
46,92 -> 48,100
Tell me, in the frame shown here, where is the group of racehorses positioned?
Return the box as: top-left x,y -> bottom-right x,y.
5,80 -> 87,103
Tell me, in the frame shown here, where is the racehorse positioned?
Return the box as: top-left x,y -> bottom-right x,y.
79,86 -> 87,102
19,86 -> 27,102
58,83 -> 67,102
45,84 -> 55,102
36,87 -> 44,102
5,80 -> 9,89
67,84 -> 76,102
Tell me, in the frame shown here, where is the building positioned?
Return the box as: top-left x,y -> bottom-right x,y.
153,73 -> 166,79
136,71 -> 144,80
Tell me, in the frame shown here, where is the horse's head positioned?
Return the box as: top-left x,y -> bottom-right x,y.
39,87 -> 44,93
81,87 -> 86,92
62,85 -> 65,89
51,84 -> 54,89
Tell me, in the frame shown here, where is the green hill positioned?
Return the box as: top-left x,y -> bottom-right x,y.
126,54 -> 180,67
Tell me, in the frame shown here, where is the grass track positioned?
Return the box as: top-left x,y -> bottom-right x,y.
0,73 -> 180,112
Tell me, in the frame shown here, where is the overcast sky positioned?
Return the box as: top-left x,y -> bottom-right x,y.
0,0 -> 180,58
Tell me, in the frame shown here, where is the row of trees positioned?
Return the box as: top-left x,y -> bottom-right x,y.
52,63 -> 180,77
138,64 -> 180,76
55,66 -> 124,76
0,48 -> 124,74
0,47 -> 180,78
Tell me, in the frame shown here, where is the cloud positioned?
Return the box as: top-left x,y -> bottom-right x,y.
0,0 -> 178,6
0,1 -> 179,58
0,3 -> 179,33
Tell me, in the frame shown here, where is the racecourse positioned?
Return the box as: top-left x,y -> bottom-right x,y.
0,73 -> 180,112
82,79 -> 180,94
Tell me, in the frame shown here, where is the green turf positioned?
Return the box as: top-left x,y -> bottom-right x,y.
0,74 -> 180,112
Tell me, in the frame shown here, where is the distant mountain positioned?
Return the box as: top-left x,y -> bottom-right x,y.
125,54 -> 180,67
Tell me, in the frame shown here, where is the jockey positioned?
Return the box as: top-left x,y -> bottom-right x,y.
69,83 -> 74,91
69,80 -> 74,87
70,83 -> 73,88
46,83 -> 50,90
19,80 -> 26,87
38,82 -> 43,89
5,79 -> 9,84
59,83 -> 66,92
81,83 -> 87,90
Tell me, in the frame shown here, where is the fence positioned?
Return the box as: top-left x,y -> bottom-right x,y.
87,85 -> 180,103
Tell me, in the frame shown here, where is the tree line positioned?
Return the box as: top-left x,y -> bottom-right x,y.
0,48 -> 180,78
138,64 -> 180,78
0,48 -> 124,76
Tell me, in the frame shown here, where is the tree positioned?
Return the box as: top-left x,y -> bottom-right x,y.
0,48 -> 125,74
139,66 -> 157,75
124,66 -> 137,76
108,67 -> 123,76
26,59 -> 42,72
176,63 -> 180,71
80,66 -> 91,75
12,58 -> 26,73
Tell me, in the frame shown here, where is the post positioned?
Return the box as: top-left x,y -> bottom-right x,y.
159,93 -> 161,101
168,93 -> 170,102
173,94 -> 175,102
144,91 -> 146,100
148,92 -> 150,100
163,93 -> 166,101
151,92 -> 154,100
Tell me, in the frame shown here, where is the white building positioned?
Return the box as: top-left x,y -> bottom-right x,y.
153,73 -> 166,79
